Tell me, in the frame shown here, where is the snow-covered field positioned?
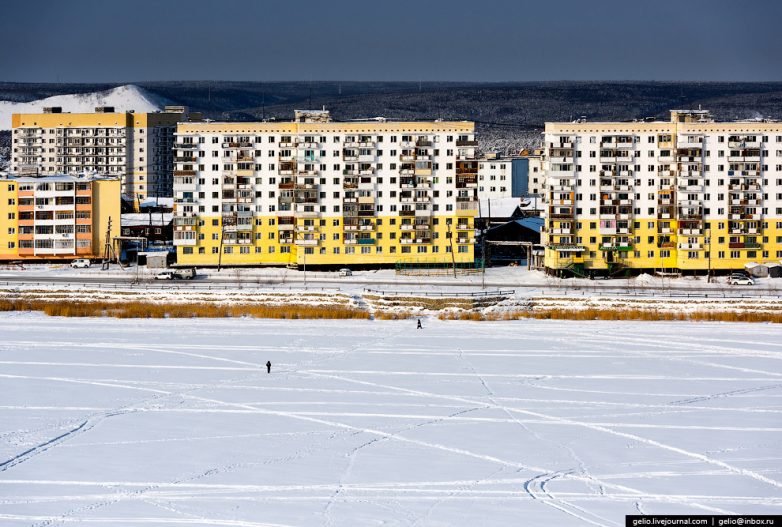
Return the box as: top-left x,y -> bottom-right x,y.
1,314 -> 781,526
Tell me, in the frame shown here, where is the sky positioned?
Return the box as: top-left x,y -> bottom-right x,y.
1,0 -> 780,83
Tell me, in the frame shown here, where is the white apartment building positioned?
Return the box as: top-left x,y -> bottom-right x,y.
478,159 -> 514,200
172,110 -> 479,267
543,109 -> 782,274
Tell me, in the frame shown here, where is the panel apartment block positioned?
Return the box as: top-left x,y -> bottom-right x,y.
543,109 -> 782,275
172,112 -> 479,267
11,107 -> 196,203
0,174 -> 120,261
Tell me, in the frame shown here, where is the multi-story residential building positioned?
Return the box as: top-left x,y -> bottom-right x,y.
0,174 -> 120,261
543,109 -> 782,275
478,157 -> 518,200
172,111 -> 479,267
521,150 -> 544,196
478,155 -> 544,201
11,106 -> 197,203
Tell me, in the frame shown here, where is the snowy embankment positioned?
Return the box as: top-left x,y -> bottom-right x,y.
0,85 -> 166,130
2,282 -> 782,322
0,315 -> 780,525
3,264 -> 782,321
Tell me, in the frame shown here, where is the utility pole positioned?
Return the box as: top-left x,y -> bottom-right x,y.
102,216 -> 114,270
294,230 -> 308,288
447,220 -> 456,278
707,225 -> 712,283
481,231 -> 486,289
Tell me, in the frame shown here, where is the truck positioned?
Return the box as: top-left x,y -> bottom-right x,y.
173,267 -> 197,280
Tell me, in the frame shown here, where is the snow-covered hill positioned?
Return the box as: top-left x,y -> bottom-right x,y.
0,84 -> 168,130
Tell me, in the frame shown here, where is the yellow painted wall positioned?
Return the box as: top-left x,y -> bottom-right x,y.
0,181 -> 19,260
176,213 -> 475,267
92,179 -> 122,258
12,111 -> 186,130
545,218 -> 782,272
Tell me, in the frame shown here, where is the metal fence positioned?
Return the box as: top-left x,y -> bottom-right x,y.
364,288 -> 514,298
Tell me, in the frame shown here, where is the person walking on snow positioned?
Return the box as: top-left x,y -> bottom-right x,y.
417,319 -> 422,330
266,361 -> 272,373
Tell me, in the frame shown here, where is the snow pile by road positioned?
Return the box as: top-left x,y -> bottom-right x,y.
0,85 -> 167,130
0,315 -> 780,525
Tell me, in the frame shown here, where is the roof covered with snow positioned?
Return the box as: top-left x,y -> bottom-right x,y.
515,217 -> 544,232
121,213 -> 173,227
0,172 -> 119,183
478,197 -> 522,218
139,197 -> 174,209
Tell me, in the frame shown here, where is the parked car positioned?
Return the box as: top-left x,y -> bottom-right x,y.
70,259 -> 91,269
339,268 -> 352,277
173,267 -> 197,280
729,273 -> 755,286
154,270 -> 176,280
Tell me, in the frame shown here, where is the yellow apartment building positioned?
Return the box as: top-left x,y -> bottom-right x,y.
0,174 -> 120,261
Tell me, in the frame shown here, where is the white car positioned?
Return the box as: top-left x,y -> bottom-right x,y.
339,268 -> 353,277
154,270 -> 176,280
729,274 -> 755,286
70,259 -> 91,269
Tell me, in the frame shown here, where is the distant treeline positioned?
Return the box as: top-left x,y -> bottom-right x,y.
2,81 -> 782,154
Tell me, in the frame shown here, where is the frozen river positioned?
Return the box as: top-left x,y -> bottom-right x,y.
0,313 -> 781,526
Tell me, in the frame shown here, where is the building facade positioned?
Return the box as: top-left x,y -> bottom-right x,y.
172,112 -> 479,267
543,110 -> 782,275
11,106 -> 196,203
478,158 -> 516,200
0,174 -> 120,261
522,150 -> 544,197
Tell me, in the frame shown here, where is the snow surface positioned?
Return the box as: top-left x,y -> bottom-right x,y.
1,314 -> 781,525
0,85 -> 166,130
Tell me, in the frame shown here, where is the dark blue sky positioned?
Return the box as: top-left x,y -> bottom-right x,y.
1,0 -> 780,82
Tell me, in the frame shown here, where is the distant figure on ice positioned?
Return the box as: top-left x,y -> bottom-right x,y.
417,319 -> 422,330
266,361 -> 272,373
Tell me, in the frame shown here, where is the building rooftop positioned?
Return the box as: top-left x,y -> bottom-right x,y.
0,172 -> 120,183
121,213 -> 173,227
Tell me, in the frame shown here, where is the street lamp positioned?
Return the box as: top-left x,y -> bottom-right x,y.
295,230 -> 308,289
706,225 -> 712,283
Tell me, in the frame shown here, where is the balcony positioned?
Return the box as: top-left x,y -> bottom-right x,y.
599,244 -> 632,251
295,239 -> 319,246
295,209 -> 320,218
728,140 -> 761,149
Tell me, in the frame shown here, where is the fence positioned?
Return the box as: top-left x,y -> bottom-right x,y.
395,259 -> 485,276
0,281 -> 339,292
364,288 -> 514,298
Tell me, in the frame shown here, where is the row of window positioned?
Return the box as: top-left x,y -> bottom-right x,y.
552,221 -> 782,230
574,249 -> 782,260
187,203 -> 465,214
181,244 -> 470,255
181,135 -> 470,145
